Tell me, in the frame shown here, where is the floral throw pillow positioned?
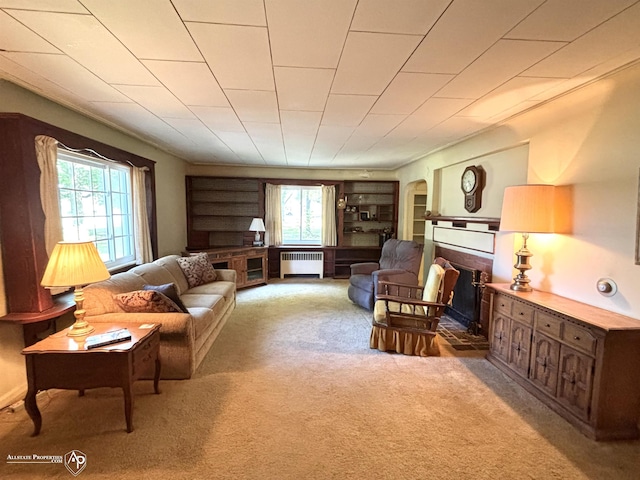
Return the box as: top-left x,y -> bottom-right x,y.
176,252 -> 217,288
114,290 -> 182,313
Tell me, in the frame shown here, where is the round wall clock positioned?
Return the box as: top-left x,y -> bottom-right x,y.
460,165 -> 485,213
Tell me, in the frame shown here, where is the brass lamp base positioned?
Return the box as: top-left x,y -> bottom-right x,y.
510,233 -> 533,292
66,287 -> 95,337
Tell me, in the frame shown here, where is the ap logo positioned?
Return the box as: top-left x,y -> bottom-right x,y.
64,450 -> 87,476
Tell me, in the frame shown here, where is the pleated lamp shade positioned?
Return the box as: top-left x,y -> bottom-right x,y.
41,241 -> 111,288
500,184 -> 556,234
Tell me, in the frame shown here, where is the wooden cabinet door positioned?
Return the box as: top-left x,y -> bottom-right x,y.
508,320 -> 532,377
557,345 -> 594,421
530,332 -> 560,396
490,314 -> 510,363
230,256 -> 246,286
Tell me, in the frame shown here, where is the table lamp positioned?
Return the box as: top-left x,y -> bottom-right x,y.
249,218 -> 265,246
41,241 -> 111,336
500,185 -> 556,292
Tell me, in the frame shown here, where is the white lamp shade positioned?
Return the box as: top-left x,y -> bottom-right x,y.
41,241 -> 111,288
500,185 -> 556,234
249,218 -> 265,232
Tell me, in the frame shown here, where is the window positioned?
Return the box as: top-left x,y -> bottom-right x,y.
57,150 -> 135,269
281,185 -> 322,244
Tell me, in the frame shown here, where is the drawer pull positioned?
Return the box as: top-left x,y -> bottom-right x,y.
546,323 -> 551,328
574,336 -> 580,341
519,312 -> 524,315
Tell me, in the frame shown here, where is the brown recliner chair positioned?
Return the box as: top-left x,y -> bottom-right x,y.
347,239 -> 424,311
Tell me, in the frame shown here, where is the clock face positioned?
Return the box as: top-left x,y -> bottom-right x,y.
462,169 -> 477,193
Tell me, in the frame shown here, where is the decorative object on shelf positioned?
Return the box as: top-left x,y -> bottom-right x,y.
461,165 -> 485,213
499,184 -> 556,292
359,211 -> 370,221
249,218 -> 266,246
40,241 -> 111,336
337,196 -> 347,210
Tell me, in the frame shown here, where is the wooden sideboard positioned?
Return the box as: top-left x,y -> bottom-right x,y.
200,246 -> 268,289
486,283 -> 640,441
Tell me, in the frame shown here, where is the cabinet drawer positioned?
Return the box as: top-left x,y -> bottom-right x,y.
536,312 -> 562,339
512,301 -> 535,325
132,333 -> 159,376
562,323 -> 596,355
494,295 -> 513,316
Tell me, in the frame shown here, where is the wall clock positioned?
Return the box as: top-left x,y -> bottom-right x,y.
461,165 -> 485,213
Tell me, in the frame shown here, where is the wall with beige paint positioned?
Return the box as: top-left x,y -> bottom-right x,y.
396,61 -> 640,319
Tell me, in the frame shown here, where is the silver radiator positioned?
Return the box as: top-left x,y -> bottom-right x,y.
280,252 -> 324,279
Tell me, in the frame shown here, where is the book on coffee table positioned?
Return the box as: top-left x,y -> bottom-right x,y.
85,328 -> 132,349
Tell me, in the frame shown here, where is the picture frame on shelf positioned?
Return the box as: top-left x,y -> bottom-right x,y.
359,211 -> 370,221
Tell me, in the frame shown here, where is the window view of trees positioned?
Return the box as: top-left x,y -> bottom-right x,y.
281,186 -> 322,244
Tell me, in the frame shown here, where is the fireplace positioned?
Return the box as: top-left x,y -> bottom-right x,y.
435,246 -> 492,337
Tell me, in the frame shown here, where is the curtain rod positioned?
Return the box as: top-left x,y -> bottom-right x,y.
57,141 -> 136,168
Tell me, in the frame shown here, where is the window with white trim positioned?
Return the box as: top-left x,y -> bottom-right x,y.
281,185 -> 322,245
57,150 -> 135,269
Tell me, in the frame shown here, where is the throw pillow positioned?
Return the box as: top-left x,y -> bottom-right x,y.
176,252 -> 217,288
114,290 -> 182,313
143,283 -> 189,313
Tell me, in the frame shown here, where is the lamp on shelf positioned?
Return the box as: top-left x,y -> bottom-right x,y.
500,184 -> 556,292
249,218 -> 266,246
40,241 -> 111,336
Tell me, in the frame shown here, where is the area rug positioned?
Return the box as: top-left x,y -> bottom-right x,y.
438,315 -> 490,351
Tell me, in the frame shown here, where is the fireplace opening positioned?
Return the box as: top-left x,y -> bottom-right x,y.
445,263 -> 484,334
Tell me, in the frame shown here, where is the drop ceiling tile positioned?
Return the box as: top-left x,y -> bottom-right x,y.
505,0 -> 637,42
2,52 -> 129,102
274,67 -> 334,111
243,122 -> 283,144
283,135 -> 315,165
353,114 -> 406,137
0,11 -> 60,53
351,0 -> 450,34
226,90 -> 279,123
187,23 -> 274,90
281,111 -> 322,137
0,0 -> 88,13
162,117 -> 235,153
371,72 -> 454,114
389,97 -> 474,137
427,116 -> 486,140
81,0 -> 201,61
436,39 -> 566,99
403,0 -> 544,74
143,61 -> 228,107
215,131 -> 264,164
321,94 -> 377,126
332,32 -> 423,95
173,0 -> 266,26
115,85 -> 193,119
8,10 -> 157,85
488,100 -> 541,123
190,106 -> 245,132
523,2 -> 640,78
254,144 -> 287,166
266,0 -> 356,68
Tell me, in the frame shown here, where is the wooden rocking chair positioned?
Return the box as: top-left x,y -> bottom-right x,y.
370,257 -> 460,356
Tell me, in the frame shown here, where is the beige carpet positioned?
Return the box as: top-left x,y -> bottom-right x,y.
1,278 -> 639,479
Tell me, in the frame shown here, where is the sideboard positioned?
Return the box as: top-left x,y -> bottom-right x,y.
486,283 -> 640,441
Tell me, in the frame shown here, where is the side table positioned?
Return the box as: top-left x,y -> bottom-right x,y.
22,323 -> 161,436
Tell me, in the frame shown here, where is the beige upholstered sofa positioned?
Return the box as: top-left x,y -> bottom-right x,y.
83,254 -> 236,379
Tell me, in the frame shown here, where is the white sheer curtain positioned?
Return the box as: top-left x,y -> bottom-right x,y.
35,135 -> 63,257
133,166 -> 153,264
321,185 -> 337,246
264,183 -> 282,246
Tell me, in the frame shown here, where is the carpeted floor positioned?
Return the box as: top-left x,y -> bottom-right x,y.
1,278 -> 639,479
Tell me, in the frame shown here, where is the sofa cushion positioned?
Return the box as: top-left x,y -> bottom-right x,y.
183,281 -> 236,303
114,290 -> 183,313
84,272 -> 146,316
153,255 -> 190,294
176,253 -> 217,288
143,283 -> 189,313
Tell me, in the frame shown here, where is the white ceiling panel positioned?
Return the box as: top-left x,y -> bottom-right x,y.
371,72 -> 454,114
274,67 -> 334,111
8,10 -> 158,85
190,106 -> 245,133
143,61 -> 228,107
115,85 -> 193,119
351,0 -> 450,35
1,1 -> 639,169
81,0 -> 201,61
226,90 -> 279,123
332,32 -> 422,95
0,10 -> 60,53
403,0 -> 544,74
505,0 -> 637,42
437,39 -> 566,99
266,0 -> 356,68
522,2 -> 640,78
173,0 -> 266,26
187,23 -> 274,91
321,94 -> 377,127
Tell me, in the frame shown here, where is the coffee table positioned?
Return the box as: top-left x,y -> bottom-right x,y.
22,323 -> 161,436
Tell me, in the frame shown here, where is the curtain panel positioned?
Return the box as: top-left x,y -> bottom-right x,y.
265,183 -> 282,246
321,185 -> 337,246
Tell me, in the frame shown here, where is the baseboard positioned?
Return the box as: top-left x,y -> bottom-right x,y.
0,382 -> 26,411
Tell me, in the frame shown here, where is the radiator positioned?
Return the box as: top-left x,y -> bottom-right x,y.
280,252 -> 324,279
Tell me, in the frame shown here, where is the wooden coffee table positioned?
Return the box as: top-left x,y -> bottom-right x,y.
22,323 -> 161,436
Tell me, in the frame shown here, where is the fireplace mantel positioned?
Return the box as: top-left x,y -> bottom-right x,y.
425,216 -> 500,230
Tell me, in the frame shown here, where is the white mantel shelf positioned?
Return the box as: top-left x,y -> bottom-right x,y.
425,216 -> 501,231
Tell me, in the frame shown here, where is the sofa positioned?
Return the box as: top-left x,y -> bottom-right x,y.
83,254 -> 236,379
